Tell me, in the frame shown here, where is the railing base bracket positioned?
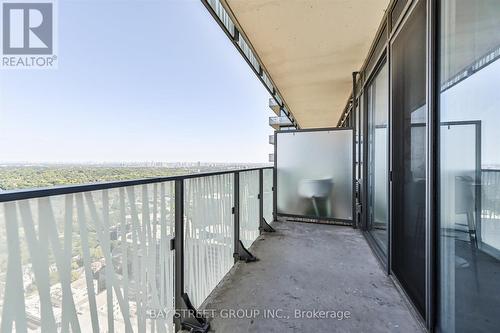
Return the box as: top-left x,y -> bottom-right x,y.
259,218 -> 276,233
235,240 -> 257,262
177,293 -> 210,333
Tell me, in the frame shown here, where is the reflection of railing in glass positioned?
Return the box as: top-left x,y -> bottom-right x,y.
480,169 -> 500,254
481,169 -> 500,219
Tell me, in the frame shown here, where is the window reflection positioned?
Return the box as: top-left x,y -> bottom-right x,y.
439,0 -> 500,331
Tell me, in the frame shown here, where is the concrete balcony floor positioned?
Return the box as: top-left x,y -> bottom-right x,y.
200,221 -> 424,332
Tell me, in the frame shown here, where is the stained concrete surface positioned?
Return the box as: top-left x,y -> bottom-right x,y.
199,221 -> 424,333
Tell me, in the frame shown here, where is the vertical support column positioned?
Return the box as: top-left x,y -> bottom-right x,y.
352,73 -> 359,229
174,179 -> 184,332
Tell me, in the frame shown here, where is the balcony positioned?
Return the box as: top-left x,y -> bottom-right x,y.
268,116 -> 292,130
0,165 -> 424,333
2,0 -> 498,331
268,134 -> 274,145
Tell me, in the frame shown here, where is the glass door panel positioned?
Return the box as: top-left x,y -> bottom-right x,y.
367,62 -> 389,255
439,0 -> 500,331
390,0 -> 427,317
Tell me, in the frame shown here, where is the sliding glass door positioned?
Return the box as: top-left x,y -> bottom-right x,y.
391,0 -> 426,317
438,0 -> 500,331
366,62 -> 389,255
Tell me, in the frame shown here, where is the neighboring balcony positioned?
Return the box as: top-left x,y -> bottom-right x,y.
269,116 -> 293,130
269,134 -> 275,145
268,98 -> 280,116
269,153 -> 274,162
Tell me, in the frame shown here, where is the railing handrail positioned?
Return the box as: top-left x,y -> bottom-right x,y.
482,168 -> 500,172
0,166 -> 274,203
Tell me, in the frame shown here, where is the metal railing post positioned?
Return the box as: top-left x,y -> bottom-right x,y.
260,168 -> 276,233
273,166 -> 277,222
174,178 -> 209,332
174,179 -> 184,332
233,172 -> 240,263
233,171 -> 257,262
259,169 -> 264,234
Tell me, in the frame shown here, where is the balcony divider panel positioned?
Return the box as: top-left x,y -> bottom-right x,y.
275,128 -> 354,223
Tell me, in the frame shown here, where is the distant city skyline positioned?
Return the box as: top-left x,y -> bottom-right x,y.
0,0 -> 274,163
0,161 -> 270,166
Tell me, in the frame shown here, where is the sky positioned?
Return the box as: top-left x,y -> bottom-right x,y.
0,0 -> 274,163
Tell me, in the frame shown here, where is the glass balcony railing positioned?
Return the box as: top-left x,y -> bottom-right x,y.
0,167 -> 274,332
262,72 -> 274,94
239,171 -> 260,250
184,173 -> 234,309
207,0 -> 235,38
0,182 -> 176,332
263,169 -> 274,224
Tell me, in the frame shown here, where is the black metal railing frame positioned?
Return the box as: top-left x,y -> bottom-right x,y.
0,166 -> 274,332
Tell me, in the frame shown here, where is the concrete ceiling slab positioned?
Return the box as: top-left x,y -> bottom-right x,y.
224,0 -> 389,128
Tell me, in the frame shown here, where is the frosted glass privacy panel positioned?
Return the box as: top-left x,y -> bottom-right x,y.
239,171 -> 260,249
276,129 -> 353,220
184,174 -> 234,308
263,169 -> 274,224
